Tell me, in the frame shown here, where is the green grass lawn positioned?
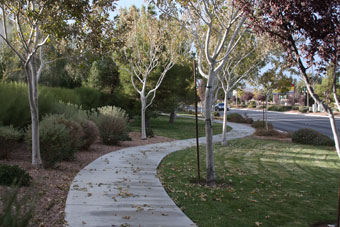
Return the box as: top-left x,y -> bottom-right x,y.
158,138 -> 340,227
129,115 -> 228,140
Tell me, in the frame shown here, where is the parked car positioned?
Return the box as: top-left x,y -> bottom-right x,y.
215,103 -> 230,111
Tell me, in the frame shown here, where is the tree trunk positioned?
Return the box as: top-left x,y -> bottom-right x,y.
221,92 -> 228,146
265,92 -> 269,131
204,69 -> 216,186
169,110 -> 175,124
141,97 -> 147,140
327,108 -> 340,156
25,63 -> 42,167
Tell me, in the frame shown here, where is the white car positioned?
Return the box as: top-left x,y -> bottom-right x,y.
215,103 -> 230,111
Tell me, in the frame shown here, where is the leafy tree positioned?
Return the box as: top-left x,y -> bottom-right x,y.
241,91 -> 254,103
238,0 -> 340,157
87,56 -> 120,93
117,6 -> 189,139
0,0 -> 117,166
257,69 -> 292,129
154,62 -> 194,123
155,0 -> 249,185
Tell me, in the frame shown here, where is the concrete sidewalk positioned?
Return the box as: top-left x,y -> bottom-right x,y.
65,122 -> 254,227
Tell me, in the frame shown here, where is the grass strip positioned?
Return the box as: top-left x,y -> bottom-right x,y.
158,138 -> 339,226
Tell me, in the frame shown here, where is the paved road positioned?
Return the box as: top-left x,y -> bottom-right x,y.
223,108 -> 340,139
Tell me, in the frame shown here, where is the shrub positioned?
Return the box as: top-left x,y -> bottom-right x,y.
0,185 -> 34,227
0,83 -> 31,128
292,106 -> 299,110
214,112 -> 220,117
299,106 -> 309,113
0,126 -> 22,159
227,113 -> 253,124
79,120 -> 99,150
39,86 -> 81,106
25,115 -> 74,168
292,128 -> 334,146
251,120 -> 273,129
268,105 -> 292,112
52,103 -> 99,150
0,83 -> 72,128
254,129 -> 281,137
55,118 -> 84,159
0,164 -> 31,187
227,113 -> 245,123
91,106 -> 129,145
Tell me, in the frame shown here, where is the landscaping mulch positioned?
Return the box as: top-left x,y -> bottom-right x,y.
0,132 -> 173,227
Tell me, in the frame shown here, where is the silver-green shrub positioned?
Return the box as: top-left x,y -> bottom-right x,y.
91,106 -> 129,145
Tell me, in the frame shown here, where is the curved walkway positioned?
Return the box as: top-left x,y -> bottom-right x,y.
65,122 -> 254,227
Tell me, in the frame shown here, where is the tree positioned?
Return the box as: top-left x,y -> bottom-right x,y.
87,56 -> 120,93
257,70 -> 291,129
0,0 -> 117,166
216,32 -> 267,145
241,91 -> 253,103
118,6 -> 188,139
238,0 -> 340,157
154,62 -> 194,123
155,0 -> 249,186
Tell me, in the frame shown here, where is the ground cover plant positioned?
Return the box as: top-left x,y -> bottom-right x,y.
158,138 -> 339,227
129,115 -> 227,140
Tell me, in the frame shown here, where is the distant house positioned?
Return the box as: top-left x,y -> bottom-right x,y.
272,85 -> 296,105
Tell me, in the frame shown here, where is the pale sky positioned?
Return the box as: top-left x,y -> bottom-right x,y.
116,0 -> 146,9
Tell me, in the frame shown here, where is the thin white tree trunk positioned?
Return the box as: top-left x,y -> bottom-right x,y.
327,109 -> 340,154
25,63 -> 42,166
204,69 -> 216,186
221,92 -> 228,146
141,96 -> 147,140
265,92 -> 269,130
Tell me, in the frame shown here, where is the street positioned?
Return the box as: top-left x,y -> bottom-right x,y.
226,108 -> 340,139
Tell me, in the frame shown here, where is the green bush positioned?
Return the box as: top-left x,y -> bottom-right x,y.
79,120 -> 99,150
299,106 -> 309,113
227,113 -> 245,123
227,113 -> 253,124
55,118 -> 84,159
0,83 -> 71,128
39,86 -> 81,106
0,126 -> 22,159
25,115 -> 74,168
91,106 -> 129,145
214,112 -> 220,117
251,120 -> 273,129
74,87 -> 103,110
268,105 -> 292,112
0,185 -> 34,227
0,83 -> 31,128
52,103 -> 99,150
292,128 -> 334,146
292,106 -> 299,110
0,164 -> 31,187
254,129 -> 281,137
